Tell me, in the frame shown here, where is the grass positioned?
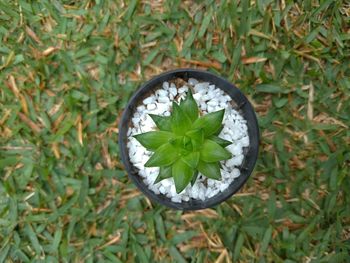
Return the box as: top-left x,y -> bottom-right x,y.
0,0 -> 349,262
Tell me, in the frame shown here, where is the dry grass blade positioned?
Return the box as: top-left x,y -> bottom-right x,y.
96,232 -> 121,250
42,46 -> 59,56
242,57 -> 267,64
25,26 -> 43,45
307,83 -> 314,120
179,58 -> 222,70
18,112 -> 41,134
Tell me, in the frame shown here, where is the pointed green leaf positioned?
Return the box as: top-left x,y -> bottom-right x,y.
172,158 -> 194,193
154,166 -> 172,184
197,161 -> 221,180
169,136 -> 184,148
209,135 -> 232,147
149,114 -> 172,131
145,143 -> 179,167
214,124 -> 224,135
171,102 -> 192,135
134,131 -> 174,151
182,152 -> 199,168
192,109 -> 225,136
186,129 -> 204,144
179,89 -> 198,122
183,136 -> 193,151
186,129 -> 204,150
191,170 -> 199,186
200,139 -> 232,162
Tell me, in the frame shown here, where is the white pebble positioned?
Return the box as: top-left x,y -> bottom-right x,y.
178,86 -> 188,94
169,87 -> 177,97
163,82 -> 169,90
158,96 -> 170,103
193,93 -> 201,101
137,105 -> 145,112
226,155 -> 244,167
157,89 -> 168,97
241,136 -> 250,147
207,100 -> 218,107
188,78 -> 198,85
143,96 -> 155,105
194,82 -> 209,91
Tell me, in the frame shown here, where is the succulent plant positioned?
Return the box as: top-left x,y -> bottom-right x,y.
134,89 -> 232,193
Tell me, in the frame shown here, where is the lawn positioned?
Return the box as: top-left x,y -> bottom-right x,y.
0,0 -> 349,262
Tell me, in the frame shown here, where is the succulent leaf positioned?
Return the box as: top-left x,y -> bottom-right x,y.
214,124 -> 224,136
192,109 -> 225,136
144,143 -> 179,167
172,158 -> 194,193
182,152 -> 199,169
179,89 -> 198,122
197,161 -> 221,180
186,128 -> 204,148
200,139 -> 232,162
134,131 -> 174,151
154,166 -> 172,184
149,114 -> 172,131
209,135 -> 232,147
169,136 -> 184,148
182,136 -> 193,151
191,170 -> 199,186
171,102 -> 192,135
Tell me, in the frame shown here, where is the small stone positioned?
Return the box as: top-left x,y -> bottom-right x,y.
171,196 -> 181,203
226,155 -> 244,167
132,117 -> 140,125
193,93 -> 201,102
158,96 -> 170,103
241,136 -> 250,147
143,96 -> 155,105
207,100 -> 218,107
227,144 -> 243,156
147,103 -> 156,110
220,102 -> 228,108
156,103 -> 169,114
231,168 -> 240,178
137,105 -> 146,112
178,86 -> 188,94
188,78 -> 199,85
225,95 -> 232,102
219,183 -> 228,192
194,82 -> 209,91
201,95 -> 209,101
169,87 -> 177,96
170,184 -> 176,196
183,196 -> 190,201
163,82 -> 169,90
159,185 -> 166,194
162,179 -> 171,188
157,89 -> 168,97
207,105 -> 215,112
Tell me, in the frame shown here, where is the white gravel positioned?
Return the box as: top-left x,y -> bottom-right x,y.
127,78 -> 249,203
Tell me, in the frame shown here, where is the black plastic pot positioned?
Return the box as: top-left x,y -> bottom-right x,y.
119,69 -> 259,210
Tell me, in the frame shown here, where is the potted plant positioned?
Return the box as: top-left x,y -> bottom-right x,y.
119,69 -> 259,210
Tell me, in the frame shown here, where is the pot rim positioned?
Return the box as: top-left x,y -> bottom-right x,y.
119,68 -> 260,210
